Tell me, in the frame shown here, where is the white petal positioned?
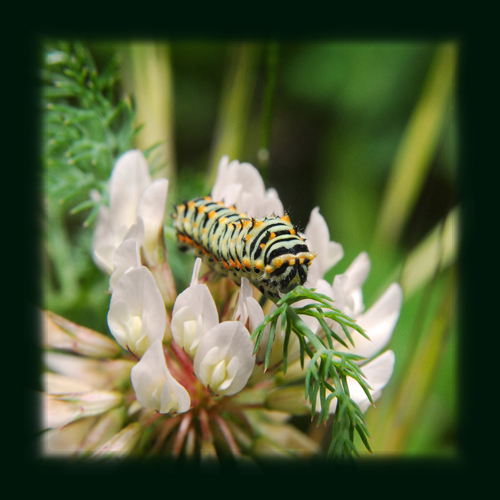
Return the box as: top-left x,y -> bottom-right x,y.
304,207 -> 343,285
92,205 -> 114,273
131,340 -> 190,414
347,350 -> 395,413
190,258 -> 203,287
109,239 -> 141,293
341,283 -> 403,360
218,183 -> 243,208
160,373 -> 191,414
109,150 -> 151,234
171,306 -> 205,356
262,188 -> 284,217
93,246 -> 115,276
211,155 -> 230,202
136,178 -> 168,255
344,252 -> 370,295
131,340 -> 167,409
108,267 -> 167,356
193,322 -> 255,396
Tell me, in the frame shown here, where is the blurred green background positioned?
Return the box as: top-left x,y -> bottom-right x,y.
42,39 -> 457,457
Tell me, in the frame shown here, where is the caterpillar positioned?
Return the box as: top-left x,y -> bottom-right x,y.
173,196 -> 315,298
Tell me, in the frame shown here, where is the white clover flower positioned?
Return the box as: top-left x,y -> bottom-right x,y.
308,253 -> 402,414
321,252 -> 403,360
171,258 -> 219,357
211,155 -> 284,217
107,266 -> 167,357
193,322 -> 255,396
92,150 -> 168,274
131,340 -> 190,414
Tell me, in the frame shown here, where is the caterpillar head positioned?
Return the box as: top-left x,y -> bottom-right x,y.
265,251 -> 316,296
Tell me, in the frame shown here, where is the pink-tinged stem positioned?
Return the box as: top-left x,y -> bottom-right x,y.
199,408 -> 213,443
151,415 -> 181,454
170,341 -> 198,384
172,412 -> 193,457
214,414 -> 240,457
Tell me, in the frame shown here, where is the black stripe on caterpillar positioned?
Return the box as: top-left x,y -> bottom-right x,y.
173,196 -> 316,298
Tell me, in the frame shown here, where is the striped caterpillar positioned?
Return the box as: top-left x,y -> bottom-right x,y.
173,196 -> 316,298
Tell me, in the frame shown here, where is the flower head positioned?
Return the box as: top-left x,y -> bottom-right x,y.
92,150 -> 168,274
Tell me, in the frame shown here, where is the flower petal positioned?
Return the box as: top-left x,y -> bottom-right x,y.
131,340 -> 190,414
304,207 -> 343,286
136,178 -> 169,256
109,238 -> 141,293
336,283 -> 403,360
193,322 -> 255,396
108,267 -> 167,356
109,150 -> 151,239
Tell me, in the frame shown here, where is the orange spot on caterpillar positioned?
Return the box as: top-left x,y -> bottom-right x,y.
208,211 -> 216,219
254,221 -> 263,228
188,201 -> 195,209
281,213 -> 291,223
265,265 -> 274,274
243,258 -> 251,268
229,259 -> 236,267
202,248 -> 210,255
222,260 -> 230,269
204,196 -> 212,201
254,261 -> 263,270
245,234 -> 252,242
289,228 -> 296,235
198,206 -> 206,213
270,232 -> 276,239
260,243 -> 265,250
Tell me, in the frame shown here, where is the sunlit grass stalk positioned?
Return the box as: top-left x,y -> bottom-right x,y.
127,42 -> 176,185
399,206 -> 458,299
206,44 -> 261,189
375,280 -> 454,452
373,42 -> 457,247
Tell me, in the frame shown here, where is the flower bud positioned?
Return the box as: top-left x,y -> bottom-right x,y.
45,352 -> 134,390
91,422 -> 141,457
265,386 -> 310,415
43,310 -> 121,359
44,390 -> 123,429
79,408 -> 126,452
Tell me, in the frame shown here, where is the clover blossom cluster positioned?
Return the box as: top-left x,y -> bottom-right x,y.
41,150 -> 402,458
